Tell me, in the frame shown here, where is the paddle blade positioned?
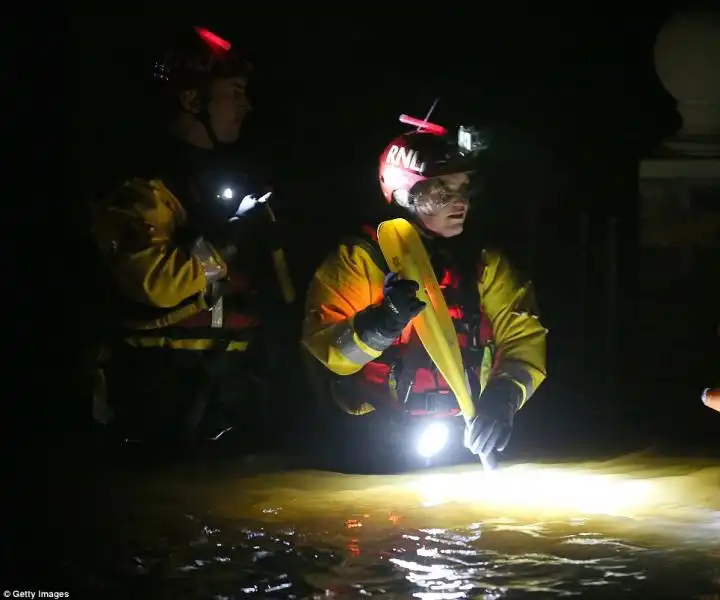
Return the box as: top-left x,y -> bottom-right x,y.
377,218 -> 475,421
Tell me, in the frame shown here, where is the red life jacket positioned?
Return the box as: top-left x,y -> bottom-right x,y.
114,256 -> 259,346
173,266 -> 259,332
350,224 -> 495,415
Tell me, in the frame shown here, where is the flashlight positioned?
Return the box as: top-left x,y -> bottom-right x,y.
416,422 -> 449,458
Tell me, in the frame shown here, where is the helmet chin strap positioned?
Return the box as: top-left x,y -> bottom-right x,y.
413,216 -> 439,240
197,108 -> 228,151
393,197 -> 439,240
194,90 -> 233,152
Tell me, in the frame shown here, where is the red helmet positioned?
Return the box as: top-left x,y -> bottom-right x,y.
153,26 -> 252,92
378,118 -> 489,207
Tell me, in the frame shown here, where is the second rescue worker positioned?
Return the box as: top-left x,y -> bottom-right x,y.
89,26 -> 289,446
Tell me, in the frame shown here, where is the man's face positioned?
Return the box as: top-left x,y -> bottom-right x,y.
413,172 -> 471,238
207,76 -> 252,143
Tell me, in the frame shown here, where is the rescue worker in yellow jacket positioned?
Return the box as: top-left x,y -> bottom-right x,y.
302,119 -> 547,465
89,26 -> 289,446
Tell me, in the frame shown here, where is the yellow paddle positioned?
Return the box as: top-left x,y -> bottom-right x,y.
377,218 -> 476,421
377,218 -> 499,469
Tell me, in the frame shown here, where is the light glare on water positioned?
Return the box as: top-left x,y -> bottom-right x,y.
50,453 -> 720,598
413,466 -> 655,516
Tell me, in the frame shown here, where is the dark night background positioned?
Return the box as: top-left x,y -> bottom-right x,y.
3,2 -> 719,592
18,3 -> 720,471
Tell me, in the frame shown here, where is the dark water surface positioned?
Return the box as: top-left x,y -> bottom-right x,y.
24,453 -> 720,599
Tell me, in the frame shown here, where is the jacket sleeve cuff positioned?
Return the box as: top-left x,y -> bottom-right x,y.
483,375 -> 525,411
332,317 -> 384,366
352,305 -> 398,352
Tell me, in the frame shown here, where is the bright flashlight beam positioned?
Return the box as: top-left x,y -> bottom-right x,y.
417,423 -> 449,458
416,465 -> 657,516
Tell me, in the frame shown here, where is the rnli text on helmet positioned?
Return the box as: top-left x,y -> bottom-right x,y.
386,146 -> 425,173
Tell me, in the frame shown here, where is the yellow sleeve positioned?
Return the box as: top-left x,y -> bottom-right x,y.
301,243 -> 388,376
90,178 -> 227,308
479,249 -> 548,406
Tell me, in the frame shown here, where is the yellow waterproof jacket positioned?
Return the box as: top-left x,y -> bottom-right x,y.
302,232 -> 547,413
90,177 -> 253,351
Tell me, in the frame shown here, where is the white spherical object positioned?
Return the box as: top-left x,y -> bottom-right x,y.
654,8 -> 720,143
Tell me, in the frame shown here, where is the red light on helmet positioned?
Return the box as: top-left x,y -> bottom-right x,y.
194,26 -> 231,52
398,114 -> 448,136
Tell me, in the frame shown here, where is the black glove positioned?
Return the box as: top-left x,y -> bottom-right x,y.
464,377 -> 523,458
354,272 -> 426,347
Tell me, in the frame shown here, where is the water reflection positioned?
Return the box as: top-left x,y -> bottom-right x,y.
45,453 -> 720,598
